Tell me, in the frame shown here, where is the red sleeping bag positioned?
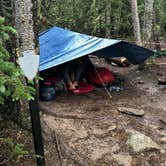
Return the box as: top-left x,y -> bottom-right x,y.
86,67 -> 115,85
70,82 -> 95,94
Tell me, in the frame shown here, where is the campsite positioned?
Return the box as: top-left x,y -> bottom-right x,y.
0,0 -> 166,166
39,56 -> 166,165
36,27 -> 166,165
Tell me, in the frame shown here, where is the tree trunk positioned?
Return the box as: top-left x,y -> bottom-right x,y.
152,6 -> 161,50
131,0 -> 142,46
143,0 -> 154,48
12,1 -> 45,165
105,0 -> 111,38
72,0 -> 76,28
13,0 -> 35,53
32,0 -> 39,49
12,0 -> 35,111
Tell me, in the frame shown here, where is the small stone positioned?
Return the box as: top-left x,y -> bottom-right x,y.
92,125 -> 116,136
108,125 -> 117,131
160,137 -> 166,144
138,80 -> 144,84
112,153 -> 132,166
158,77 -> 166,85
160,149 -> 165,154
118,107 -> 144,116
136,77 -> 141,80
126,129 -> 160,153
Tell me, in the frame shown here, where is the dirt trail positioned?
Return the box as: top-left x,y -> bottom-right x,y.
40,61 -> 166,166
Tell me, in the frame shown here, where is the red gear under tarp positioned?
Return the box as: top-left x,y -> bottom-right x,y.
69,82 -> 95,94
86,67 -> 115,85
45,77 -> 60,83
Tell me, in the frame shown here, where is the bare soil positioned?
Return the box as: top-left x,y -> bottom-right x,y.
40,57 -> 166,166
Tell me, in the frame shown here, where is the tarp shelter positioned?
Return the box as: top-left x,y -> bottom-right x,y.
39,26 -> 154,71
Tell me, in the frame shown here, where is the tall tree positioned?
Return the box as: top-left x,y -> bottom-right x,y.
12,0 -> 45,165
160,0 -> 166,40
131,0 -> 142,45
143,0 -> 154,48
105,0 -> 111,38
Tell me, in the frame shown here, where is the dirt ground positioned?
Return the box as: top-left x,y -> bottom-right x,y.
40,57 -> 166,166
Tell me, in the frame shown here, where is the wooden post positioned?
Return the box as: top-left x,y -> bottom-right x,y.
29,81 -> 45,166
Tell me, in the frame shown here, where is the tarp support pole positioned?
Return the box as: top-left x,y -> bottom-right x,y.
29,81 -> 45,166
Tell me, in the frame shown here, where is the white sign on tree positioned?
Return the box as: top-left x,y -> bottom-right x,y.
18,51 -> 39,80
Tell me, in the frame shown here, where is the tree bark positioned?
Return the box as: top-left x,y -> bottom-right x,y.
13,0 -> 35,52
143,0 -> 154,48
152,7 -> 161,50
12,1 -> 45,165
105,0 -> 111,38
131,0 -> 142,46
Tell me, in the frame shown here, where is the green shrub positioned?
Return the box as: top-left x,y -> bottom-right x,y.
0,16 -> 35,104
0,137 -> 29,164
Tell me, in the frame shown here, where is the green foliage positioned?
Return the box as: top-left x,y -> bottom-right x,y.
0,137 -> 29,163
38,0 -> 166,41
0,16 -> 35,104
38,0 -> 133,38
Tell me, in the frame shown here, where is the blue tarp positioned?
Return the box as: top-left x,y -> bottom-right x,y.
39,26 -> 154,71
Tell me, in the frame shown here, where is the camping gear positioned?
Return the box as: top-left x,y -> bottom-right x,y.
45,76 -> 60,83
109,86 -> 123,92
69,82 -> 95,94
40,82 -> 55,101
105,57 -> 130,67
44,76 -> 66,92
54,80 -> 67,92
39,26 -> 154,71
86,67 -> 115,85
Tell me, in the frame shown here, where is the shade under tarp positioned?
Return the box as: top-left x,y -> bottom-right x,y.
39,26 -> 154,71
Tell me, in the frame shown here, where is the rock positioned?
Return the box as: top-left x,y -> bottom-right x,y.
160,137 -> 166,144
126,129 -> 160,153
92,125 -> 116,136
138,80 -> 144,84
112,153 -> 132,166
118,107 -> 144,116
158,77 -> 166,85
160,149 -> 165,154
136,77 -> 144,84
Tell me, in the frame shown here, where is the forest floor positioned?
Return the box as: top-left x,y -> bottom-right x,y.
40,57 -> 166,166
0,119 -> 36,166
